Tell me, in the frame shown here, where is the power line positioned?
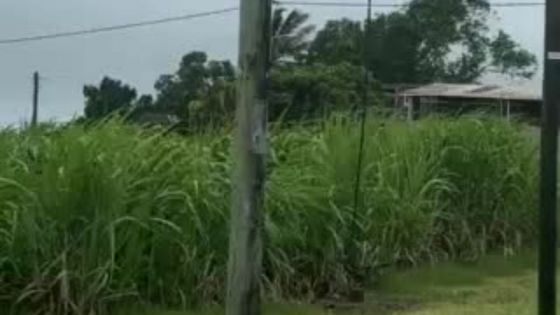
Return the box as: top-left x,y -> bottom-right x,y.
0,7 -> 239,45
0,2 -> 542,46
275,1 -> 545,8
275,0 -> 400,7
275,0 -> 406,7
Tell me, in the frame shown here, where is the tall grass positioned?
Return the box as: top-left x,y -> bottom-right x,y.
0,117 -> 538,314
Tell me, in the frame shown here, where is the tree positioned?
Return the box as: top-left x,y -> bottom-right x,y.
153,51 -> 236,129
489,31 -> 537,79
269,62 -> 382,121
135,94 -> 154,108
83,77 -> 137,119
272,8 -> 315,64
308,19 -> 363,66
308,0 -> 537,83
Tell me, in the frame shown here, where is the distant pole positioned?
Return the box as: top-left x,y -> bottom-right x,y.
32,71 -> 39,126
539,0 -> 560,314
226,0 -> 271,314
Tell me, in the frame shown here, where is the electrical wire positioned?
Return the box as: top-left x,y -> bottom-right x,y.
0,7 -> 239,45
275,1 -> 545,8
0,2 -> 543,45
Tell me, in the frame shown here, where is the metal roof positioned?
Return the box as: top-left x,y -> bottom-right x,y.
401,83 -> 542,101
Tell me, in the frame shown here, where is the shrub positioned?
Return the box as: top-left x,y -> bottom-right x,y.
0,117 -> 538,314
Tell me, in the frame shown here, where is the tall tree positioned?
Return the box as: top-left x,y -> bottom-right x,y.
270,62 -> 381,121
308,0 -> 537,83
489,31 -> 537,79
154,51 -> 236,128
308,19 -> 364,66
83,77 -> 137,119
272,8 -> 315,64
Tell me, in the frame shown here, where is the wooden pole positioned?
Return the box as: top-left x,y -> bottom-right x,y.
226,0 -> 271,315
32,71 -> 39,126
539,0 -> 560,314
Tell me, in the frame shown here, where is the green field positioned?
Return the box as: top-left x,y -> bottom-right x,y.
0,117 -> 540,314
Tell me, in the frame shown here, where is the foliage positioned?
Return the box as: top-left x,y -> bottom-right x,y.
82,4 -> 538,127
272,8 -> 315,64
83,77 -> 138,119
308,19 -> 364,66
490,31 -> 538,79
153,51 -> 236,130
308,0 -> 537,83
269,62 -> 380,122
0,117 -> 538,314
136,94 -> 155,109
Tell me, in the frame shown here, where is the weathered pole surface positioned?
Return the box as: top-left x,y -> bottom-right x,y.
32,71 -> 39,126
539,0 -> 560,314
226,0 -> 271,315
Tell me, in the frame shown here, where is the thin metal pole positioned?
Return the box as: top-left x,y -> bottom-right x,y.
32,71 -> 39,126
226,0 -> 272,314
539,0 -> 560,314
349,0 -> 372,274
352,0 -> 372,215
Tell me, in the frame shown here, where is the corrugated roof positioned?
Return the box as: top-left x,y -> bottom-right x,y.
401,83 -> 541,101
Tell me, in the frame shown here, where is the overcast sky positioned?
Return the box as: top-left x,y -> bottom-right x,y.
0,0 -> 545,125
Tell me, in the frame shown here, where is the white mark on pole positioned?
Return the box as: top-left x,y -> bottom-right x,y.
251,99 -> 268,155
548,52 -> 560,60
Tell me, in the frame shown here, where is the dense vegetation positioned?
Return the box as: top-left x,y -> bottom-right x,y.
0,2 -> 542,315
81,0 -> 537,128
0,117 -> 537,314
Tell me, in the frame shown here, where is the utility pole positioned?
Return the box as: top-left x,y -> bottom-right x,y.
226,0 -> 271,314
539,0 -> 560,314
32,71 -> 39,127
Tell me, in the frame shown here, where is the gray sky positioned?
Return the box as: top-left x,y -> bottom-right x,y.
0,0 -> 545,125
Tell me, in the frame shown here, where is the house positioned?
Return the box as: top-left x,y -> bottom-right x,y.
396,83 -> 542,122
132,111 -> 180,126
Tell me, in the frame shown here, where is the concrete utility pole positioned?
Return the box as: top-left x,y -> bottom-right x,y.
539,0 -> 560,314
226,0 -> 271,314
32,71 -> 39,126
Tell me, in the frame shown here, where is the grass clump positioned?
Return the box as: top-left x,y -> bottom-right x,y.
0,117 -> 538,314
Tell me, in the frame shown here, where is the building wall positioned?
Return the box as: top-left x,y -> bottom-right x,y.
403,96 -> 541,123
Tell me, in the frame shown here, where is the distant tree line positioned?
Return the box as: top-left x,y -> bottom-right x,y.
83,0 -> 537,128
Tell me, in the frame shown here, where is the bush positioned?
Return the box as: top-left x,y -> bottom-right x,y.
0,117 -> 538,314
